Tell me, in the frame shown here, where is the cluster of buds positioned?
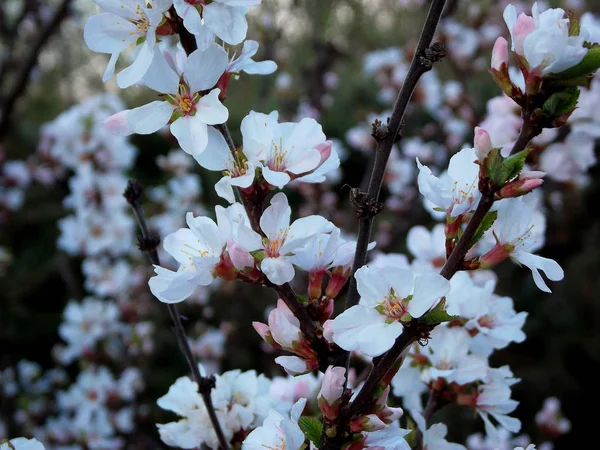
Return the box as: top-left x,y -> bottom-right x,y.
253,300 -> 319,375
490,4 -> 600,128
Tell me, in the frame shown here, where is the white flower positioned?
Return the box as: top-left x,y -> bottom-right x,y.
411,410 -> 466,450
503,2 -> 588,76
240,111 -> 338,188
228,40 -> 277,75
407,224 -> 446,268
331,265 -> 450,357
84,0 -> 172,87
417,147 -> 480,218
423,326 -> 488,385
242,398 -> 306,450
107,44 -> 228,156
234,192 -> 334,285
149,203 -> 251,303
480,198 -> 563,292
0,438 -> 45,450
174,0 -> 261,46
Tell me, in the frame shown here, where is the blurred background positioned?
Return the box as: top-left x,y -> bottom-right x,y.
1,0 -> 599,448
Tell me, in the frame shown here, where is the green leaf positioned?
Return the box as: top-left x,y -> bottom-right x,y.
299,416 -> 322,447
485,148 -> 508,186
551,45 -> 600,79
420,298 -> 457,326
469,210 -> 498,248
542,86 -> 580,119
503,149 -> 529,181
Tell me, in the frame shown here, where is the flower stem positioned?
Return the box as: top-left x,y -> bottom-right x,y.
124,181 -> 231,450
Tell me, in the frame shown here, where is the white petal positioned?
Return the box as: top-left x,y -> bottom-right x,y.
513,251 -> 564,293
261,257 -> 295,285
142,49 -> 180,94
127,101 -> 173,134
117,40 -> 155,88
171,115 -> 209,156
185,43 -> 229,92
409,272 -> 451,318
203,3 -> 247,45
193,126 -> 231,170
195,89 -> 229,125
84,13 -> 135,53
215,177 -> 236,203
262,166 -> 291,188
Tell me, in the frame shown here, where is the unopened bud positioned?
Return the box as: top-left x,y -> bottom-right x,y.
252,322 -> 280,349
498,177 -> 544,198
491,37 -> 509,71
474,127 -> 493,162
318,365 -> 346,420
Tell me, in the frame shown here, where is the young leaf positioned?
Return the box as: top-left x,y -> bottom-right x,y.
485,148 -> 508,186
541,87 -> 580,119
299,416 -> 323,447
504,149 -> 529,181
469,210 -> 498,248
420,298 -> 457,326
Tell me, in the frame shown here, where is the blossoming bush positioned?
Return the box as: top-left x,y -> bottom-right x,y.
1,0 -> 598,449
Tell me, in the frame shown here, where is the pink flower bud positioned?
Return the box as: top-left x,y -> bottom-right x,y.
268,300 -> 303,350
498,177 -> 544,198
252,321 -> 281,349
512,13 -> 536,55
227,241 -> 254,271
474,127 -> 493,162
319,366 -> 346,404
491,37 -> 509,71
350,414 -> 386,433
325,267 -> 350,299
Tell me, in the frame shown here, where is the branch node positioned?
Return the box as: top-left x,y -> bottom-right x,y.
371,119 -> 389,141
137,232 -> 161,253
124,180 -> 144,206
198,375 -> 217,394
349,188 -> 384,219
419,41 -> 446,69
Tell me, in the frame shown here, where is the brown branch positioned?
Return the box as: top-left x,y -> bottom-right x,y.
124,181 -> 230,450
0,0 -> 71,141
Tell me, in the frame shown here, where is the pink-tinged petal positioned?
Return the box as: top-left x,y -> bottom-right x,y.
409,272 -> 450,318
102,52 -> 120,83
215,176 -> 236,203
491,37 -> 509,71
117,40 -> 155,88
142,50 -> 179,95
203,2 -> 247,45
261,257 -> 295,285
193,127 -> 230,170
171,115 -> 209,156
195,89 -> 229,125
285,147 -> 322,175
149,266 -> 197,303
185,43 -> 229,92
512,251 -> 564,293
260,192 -> 291,237
126,101 -> 173,134
262,166 -> 291,188
84,13 -> 136,53
104,110 -> 133,136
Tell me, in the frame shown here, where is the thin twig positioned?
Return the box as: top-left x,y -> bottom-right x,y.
124,181 -> 230,450
341,0 -> 447,363
0,0 -> 71,140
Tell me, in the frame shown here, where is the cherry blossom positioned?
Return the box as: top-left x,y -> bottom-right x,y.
84,0 -> 173,87
331,265 -> 450,357
106,44 -> 229,156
